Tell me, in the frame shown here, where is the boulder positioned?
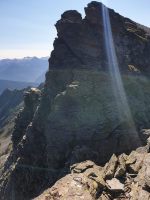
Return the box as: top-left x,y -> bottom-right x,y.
126,151 -> 145,174
106,178 -> 124,192
104,154 -> 118,179
114,154 -> 127,178
71,160 -> 95,173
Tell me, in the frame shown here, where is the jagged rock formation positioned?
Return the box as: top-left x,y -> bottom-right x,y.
11,88 -> 41,146
0,87 -> 42,177
49,1 -> 150,73
0,88 -> 42,199
1,1 -> 150,200
35,135 -> 150,199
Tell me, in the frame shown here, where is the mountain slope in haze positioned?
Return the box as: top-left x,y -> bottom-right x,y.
0,79 -> 38,94
0,88 -> 25,175
0,88 -> 25,128
0,57 -> 48,83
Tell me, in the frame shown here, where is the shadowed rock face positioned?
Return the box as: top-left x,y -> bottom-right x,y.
1,1 -> 150,199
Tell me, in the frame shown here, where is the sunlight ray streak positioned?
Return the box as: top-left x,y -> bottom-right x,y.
102,4 -> 137,132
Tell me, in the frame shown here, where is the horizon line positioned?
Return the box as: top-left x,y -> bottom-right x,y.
0,55 -> 49,60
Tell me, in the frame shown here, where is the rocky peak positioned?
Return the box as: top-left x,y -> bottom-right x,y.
84,1 -> 104,24
61,10 -> 82,22
12,88 -> 41,147
24,88 -> 41,109
50,1 -> 150,73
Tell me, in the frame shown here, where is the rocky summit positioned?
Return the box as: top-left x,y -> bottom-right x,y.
0,1 -> 150,199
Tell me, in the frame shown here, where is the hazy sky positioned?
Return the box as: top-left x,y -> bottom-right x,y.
0,0 -> 150,59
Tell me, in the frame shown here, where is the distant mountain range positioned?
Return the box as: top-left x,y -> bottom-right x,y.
0,57 -> 48,94
0,57 -> 48,83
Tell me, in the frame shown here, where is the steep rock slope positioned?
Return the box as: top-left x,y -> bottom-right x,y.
0,87 -> 42,177
0,89 -> 24,175
1,2 -> 150,199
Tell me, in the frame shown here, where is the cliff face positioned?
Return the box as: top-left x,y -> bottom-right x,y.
1,1 -> 150,199
49,1 -> 150,72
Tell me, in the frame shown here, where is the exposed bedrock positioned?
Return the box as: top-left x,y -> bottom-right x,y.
35,143 -> 150,200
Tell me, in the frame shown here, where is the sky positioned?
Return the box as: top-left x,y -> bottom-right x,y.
0,0 -> 150,59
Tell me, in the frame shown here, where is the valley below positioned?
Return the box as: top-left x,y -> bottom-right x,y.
0,57 -> 48,94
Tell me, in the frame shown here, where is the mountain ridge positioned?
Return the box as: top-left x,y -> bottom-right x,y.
0,79 -> 38,94
0,57 -> 48,83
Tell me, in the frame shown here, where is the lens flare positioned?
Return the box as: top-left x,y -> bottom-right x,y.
102,4 -> 138,136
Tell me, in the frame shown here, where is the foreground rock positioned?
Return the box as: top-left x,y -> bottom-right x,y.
35,145 -> 150,200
